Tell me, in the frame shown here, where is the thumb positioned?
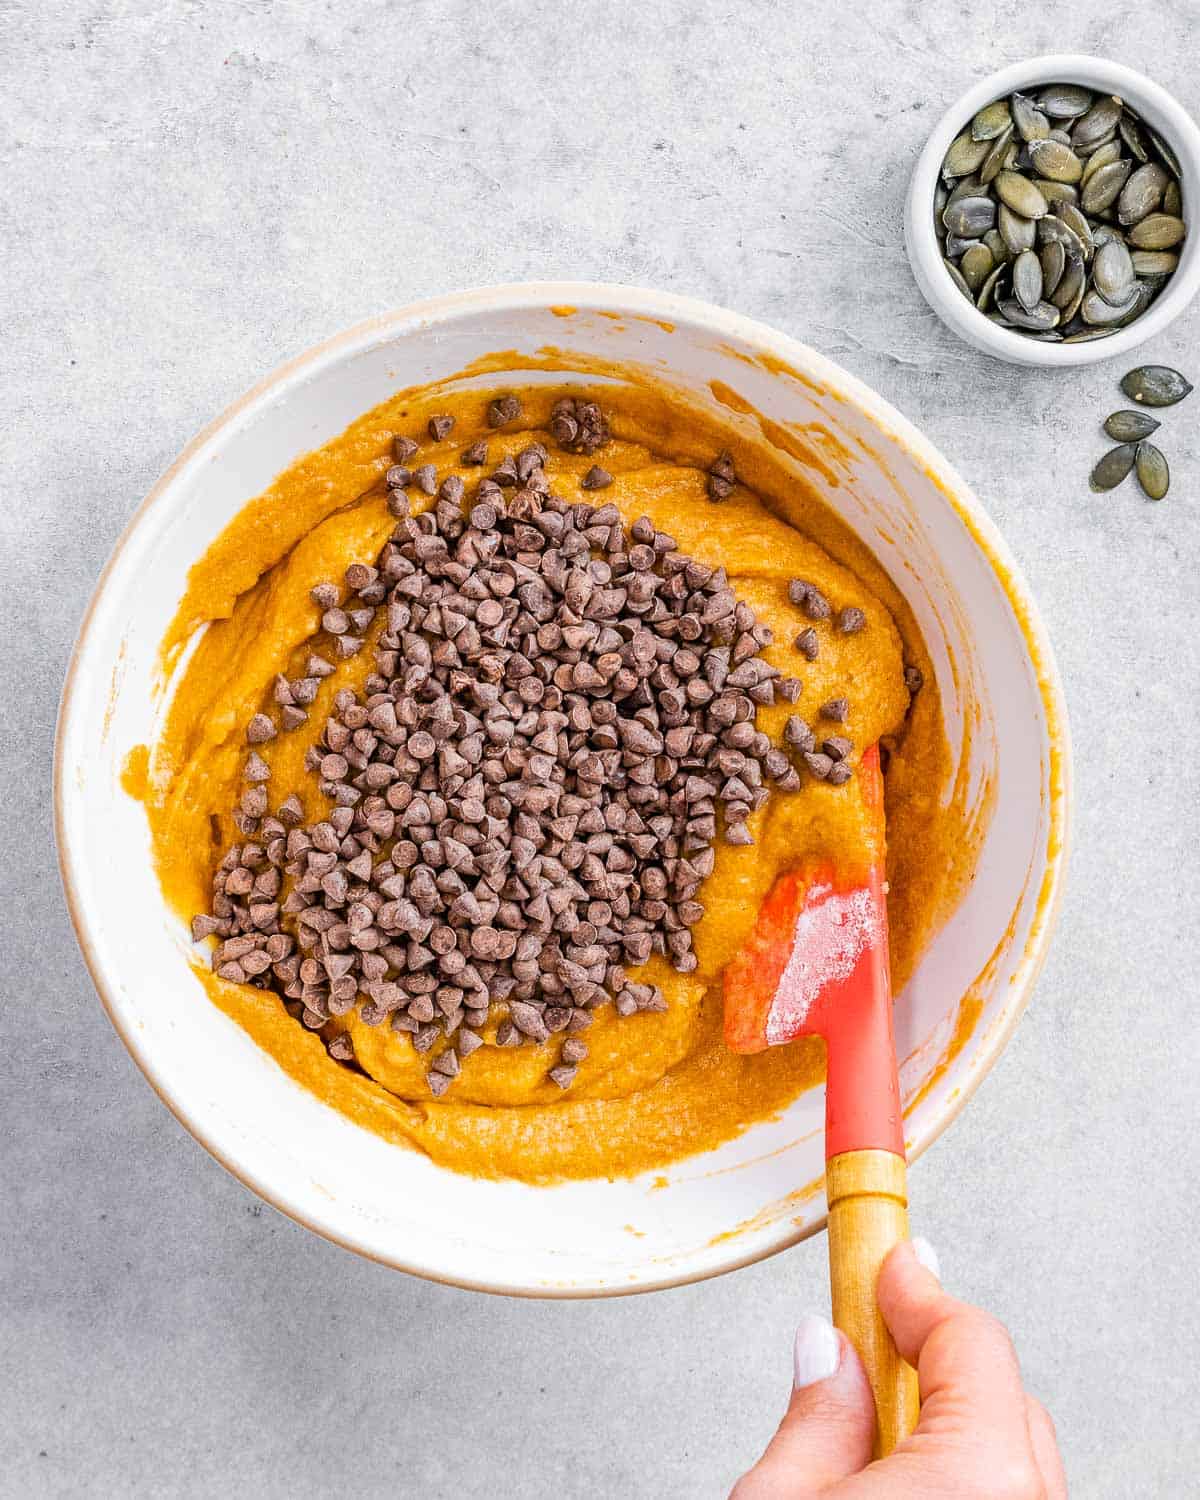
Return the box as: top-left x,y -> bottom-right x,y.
733,1316 -> 875,1498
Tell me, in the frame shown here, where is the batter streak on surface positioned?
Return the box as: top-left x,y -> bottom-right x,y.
133,362 -> 974,1184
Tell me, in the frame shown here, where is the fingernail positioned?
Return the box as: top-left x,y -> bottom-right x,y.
793,1314 -> 841,1389
911,1236 -> 941,1281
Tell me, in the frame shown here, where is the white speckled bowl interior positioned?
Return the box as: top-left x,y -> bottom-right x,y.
56,284 -> 1070,1295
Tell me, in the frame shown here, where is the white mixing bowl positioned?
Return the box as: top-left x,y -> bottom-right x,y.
56,284 -> 1070,1295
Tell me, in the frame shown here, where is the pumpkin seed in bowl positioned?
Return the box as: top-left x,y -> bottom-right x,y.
936,85 -> 1187,344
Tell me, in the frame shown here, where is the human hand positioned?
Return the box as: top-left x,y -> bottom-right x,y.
731,1240 -> 1066,1498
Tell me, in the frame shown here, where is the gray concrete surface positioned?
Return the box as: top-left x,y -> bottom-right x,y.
3,2 -> 1198,1495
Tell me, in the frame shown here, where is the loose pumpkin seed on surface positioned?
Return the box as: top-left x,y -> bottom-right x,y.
1135,442 -> 1170,500
1120,365 -> 1193,407
1089,444 -> 1138,491
1103,410 -> 1160,442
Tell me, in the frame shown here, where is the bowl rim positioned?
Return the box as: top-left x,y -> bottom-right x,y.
905,52 -> 1200,367
54,281 -> 1073,1296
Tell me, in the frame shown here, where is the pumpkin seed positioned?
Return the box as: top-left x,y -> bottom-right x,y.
1028,138 -> 1083,183
997,297 -> 1060,331
1012,249 -> 1043,312
959,242 -> 995,291
1092,239 -> 1136,303
976,262 -> 1007,311
979,125 -> 1015,185
1011,92 -> 1050,143
943,259 -> 973,299
1080,159 -> 1133,215
1163,180 -> 1182,217
1120,365 -> 1194,406
1135,442 -> 1170,500
998,203 -> 1038,254
1081,285 -> 1140,325
1064,326 -> 1118,343
1050,253 -> 1086,312
1073,95 -> 1124,151
943,131 -> 991,178
1103,410 -> 1160,442
1040,239 -> 1067,298
1128,213 -> 1187,249
1038,213 -> 1085,260
1047,128 -> 1073,147
944,234 -> 977,257
943,196 -> 997,238
1118,162 -> 1169,225
1147,127 -> 1182,178
994,170 -> 1048,218
1037,83 -> 1094,119
1033,178 -> 1080,210
1090,444 -> 1137,491
1079,139 -> 1122,187
983,228 -> 1010,263
972,100 -> 1013,141
1119,114 -> 1149,163
1091,224 -> 1125,248
1057,203 -> 1096,258
1130,249 -> 1179,276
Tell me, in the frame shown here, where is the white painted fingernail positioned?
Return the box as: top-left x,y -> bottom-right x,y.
911,1236 -> 941,1280
793,1314 -> 841,1389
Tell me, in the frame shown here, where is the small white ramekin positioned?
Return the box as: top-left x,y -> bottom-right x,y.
905,54 -> 1200,367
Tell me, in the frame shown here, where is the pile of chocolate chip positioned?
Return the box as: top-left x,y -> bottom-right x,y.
193,398 -> 863,1095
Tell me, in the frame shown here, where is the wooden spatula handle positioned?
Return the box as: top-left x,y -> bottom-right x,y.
826,1148 -> 920,1457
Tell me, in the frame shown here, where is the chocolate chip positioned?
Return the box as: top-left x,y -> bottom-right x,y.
803,751 -> 833,780
393,435 -> 419,463
461,440 -> 489,465
428,414 -> 455,441
581,465 -> 613,490
246,714 -> 276,745
414,464 -> 437,495
838,606 -> 866,634
827,761 -> 853,786
823,736 -> 853,761
783,715 -> 815,752
905,665 -> 924,695
488,394 -> 522,428
707,450 -> 736,502
820,698 -> 849,723
794,627 -> 820,661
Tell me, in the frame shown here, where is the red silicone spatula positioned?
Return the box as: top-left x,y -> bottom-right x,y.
723,745 -> 919,1456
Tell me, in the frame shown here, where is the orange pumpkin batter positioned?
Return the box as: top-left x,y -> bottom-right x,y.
129,373 -> 970,1184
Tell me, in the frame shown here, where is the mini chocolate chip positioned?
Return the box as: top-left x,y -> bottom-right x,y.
428,414 -> 455,441
823,736 -> 853,761
488,394 -> 522,428
820,698 -> 849,723
838,606 -> 866,634
393,435 -> 419,462
795,628 -> 820,661
905,664 -> 924,695
461,440 -> 489,465
246,714 -> 276,744
581,465 -> 613,490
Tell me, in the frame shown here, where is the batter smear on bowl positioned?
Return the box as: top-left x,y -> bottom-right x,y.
134,376 -> 968,1183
